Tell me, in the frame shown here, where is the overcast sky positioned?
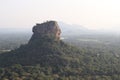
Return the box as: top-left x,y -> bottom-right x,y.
0,0 -> 120,31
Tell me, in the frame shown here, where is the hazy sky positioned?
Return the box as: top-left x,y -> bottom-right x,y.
0,0 -> 120,30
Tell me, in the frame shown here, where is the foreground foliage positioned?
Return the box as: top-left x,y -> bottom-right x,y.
0,37 -> 120,80
0,64 -> 120,80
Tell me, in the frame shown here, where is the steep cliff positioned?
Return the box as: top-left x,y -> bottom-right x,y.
29,21 -> 61,43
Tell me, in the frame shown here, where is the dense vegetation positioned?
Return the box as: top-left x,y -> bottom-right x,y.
0,33 -> 120,80
0,64 -> 120,80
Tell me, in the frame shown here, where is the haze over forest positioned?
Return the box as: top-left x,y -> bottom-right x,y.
1,0 -> 120,80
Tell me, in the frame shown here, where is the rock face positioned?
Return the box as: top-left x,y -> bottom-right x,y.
29,21 -> 61,43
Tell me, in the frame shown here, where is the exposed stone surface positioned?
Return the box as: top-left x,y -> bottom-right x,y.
29,21 -> 61,43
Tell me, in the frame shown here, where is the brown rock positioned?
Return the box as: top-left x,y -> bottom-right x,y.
29,21 -> 61,43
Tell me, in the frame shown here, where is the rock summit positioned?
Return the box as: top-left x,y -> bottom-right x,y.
29,21 -> 61,43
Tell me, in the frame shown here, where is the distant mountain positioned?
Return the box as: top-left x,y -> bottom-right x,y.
58,22 -> 120,37
58,22 -> 92,36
